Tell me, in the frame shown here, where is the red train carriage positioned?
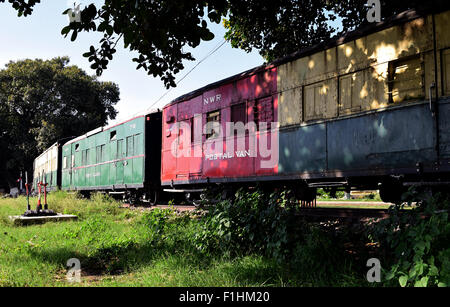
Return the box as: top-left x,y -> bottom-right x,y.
161,66 -> 279,194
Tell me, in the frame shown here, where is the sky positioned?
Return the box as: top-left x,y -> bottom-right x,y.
0,1 -> 265,125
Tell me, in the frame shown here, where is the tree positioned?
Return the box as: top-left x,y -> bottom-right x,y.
1,0 -> 448,88
0,57 -> 119,188
224,0 -> 450,61
62,0 -> 229,88
224,0 -> 337,62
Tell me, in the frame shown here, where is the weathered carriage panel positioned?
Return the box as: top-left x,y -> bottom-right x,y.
278,124 -> 327,175
327,103 -> 436,171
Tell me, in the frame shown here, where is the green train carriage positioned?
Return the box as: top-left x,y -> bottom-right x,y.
60,110 -> 162,204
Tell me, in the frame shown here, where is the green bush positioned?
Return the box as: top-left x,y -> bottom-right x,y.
140,208 -> 177,235
371,188 -> 450,287
189,188 -> 365,286
192,188 -> 301,261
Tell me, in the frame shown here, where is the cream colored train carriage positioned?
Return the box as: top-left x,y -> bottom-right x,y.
32,142 -> 62,191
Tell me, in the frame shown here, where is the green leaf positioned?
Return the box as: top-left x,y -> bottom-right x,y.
202,30 -> 215,41
385,271 -> 395,281
97,22 -> 107,32
399,275 -> 408,287
408,266 -> 417,278
428,265 -> 439,276
61,26 -> 71,35
106,25 -> 114,36
414,276 -> 428,287
70,30 -> 78,41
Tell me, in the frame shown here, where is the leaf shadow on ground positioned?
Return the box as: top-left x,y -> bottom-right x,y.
25,239 -> 289,286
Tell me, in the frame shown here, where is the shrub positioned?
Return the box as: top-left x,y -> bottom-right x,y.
371,188 -> 450,287
193,188 -> 305,261
140,208 -> 178,238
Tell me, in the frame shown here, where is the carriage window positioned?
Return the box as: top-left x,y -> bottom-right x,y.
117,139 -> 124,158
110,131 -> 117,141
231,103 -> 247,135
166,115 -> 175,123
304,83 -> 327,121
388,55 -> 424,103
134,134 -> 141,155
75,144 -> 80,152
231,103 -> 247,124
63,156 -> 68,169
96,146 -> 101,163
126,136 -> 134,156
206,110 -> 221,139
82,149 -> 90,166
101,145 -> 106,162
339,71 -> 366,115
254,97 -> 274,130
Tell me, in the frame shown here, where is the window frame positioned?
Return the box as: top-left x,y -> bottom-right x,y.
230,102 -> 248,136
387,54 -> 424,104
205,109 -> 221,139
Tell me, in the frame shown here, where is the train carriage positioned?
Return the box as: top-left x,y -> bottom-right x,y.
161,8 -> 450,202
32,141 -> 62,192
60,110 -> 162,204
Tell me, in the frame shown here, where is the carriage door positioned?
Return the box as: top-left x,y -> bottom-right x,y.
116,139 -> 124,185
62,146 -> 72,188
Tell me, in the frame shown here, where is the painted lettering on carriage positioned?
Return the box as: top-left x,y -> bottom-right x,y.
205,150 -> 251,161
86,172 -> 100,178
203,94 -> 222,105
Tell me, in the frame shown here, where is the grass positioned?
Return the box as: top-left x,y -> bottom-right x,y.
316,188 -> 384,203
0,191 -> 370,287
